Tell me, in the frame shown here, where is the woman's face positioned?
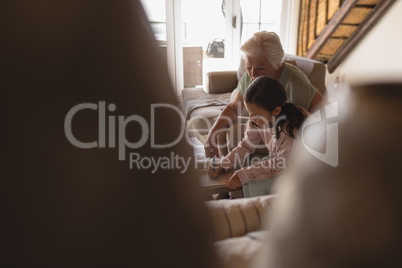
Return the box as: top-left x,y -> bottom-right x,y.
245,54 -> 276,81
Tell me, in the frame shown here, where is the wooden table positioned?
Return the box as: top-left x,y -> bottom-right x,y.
189,136 -> 241,195
198,171 -> 236,196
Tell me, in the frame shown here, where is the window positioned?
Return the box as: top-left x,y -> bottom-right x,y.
141,0 -> 166,43
240,0 -> 282,45
140,0 -> 297,95
181,0 -> 233,87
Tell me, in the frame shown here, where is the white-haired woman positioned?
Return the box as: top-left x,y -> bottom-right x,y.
205,31 -> 326,158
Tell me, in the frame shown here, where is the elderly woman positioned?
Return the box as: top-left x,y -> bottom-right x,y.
205,31 -> 326,157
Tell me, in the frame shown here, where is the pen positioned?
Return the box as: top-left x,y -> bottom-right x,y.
211,149 -> 215,173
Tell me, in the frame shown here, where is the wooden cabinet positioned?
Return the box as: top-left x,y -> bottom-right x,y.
157,45 -> 203,87
183,46 -> 203,87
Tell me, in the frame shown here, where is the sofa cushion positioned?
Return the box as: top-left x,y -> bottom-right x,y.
205,195 -> 277,241
205,71 -> 238,94
214,234 -> 265,268
182,87 -> 231,119
182,87 -> 232,137
284,54 -> 327,95
186,105 -> 225,136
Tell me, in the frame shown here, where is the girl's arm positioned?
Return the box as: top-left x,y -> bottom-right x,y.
234,134 -> 295,185
219,123 -> 262,171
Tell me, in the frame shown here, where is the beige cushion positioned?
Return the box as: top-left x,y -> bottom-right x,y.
182,87 -> 231,136
283,54 -> 327,95
205,195 -> 277,241
214,235 -> 265,268
186,106 -> 224,136
205,70 -> 238,94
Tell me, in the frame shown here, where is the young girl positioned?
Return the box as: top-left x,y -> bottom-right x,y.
208,76 -> 308,197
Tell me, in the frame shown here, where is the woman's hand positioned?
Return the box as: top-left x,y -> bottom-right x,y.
204,135 -> 219,158
226,173 -> 242,190
207,159 -> 224,179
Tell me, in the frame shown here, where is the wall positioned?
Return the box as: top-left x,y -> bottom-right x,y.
325,0 -> 402,101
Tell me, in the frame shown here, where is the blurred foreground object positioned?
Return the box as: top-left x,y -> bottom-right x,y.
257,82 -> 402,267
0,0 -> 217,267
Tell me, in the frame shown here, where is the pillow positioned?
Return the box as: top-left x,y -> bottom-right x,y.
214,235 -> 265,268
205,195 -> 277,241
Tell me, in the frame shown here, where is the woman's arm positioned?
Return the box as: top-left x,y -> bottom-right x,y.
204,91 -> 245,157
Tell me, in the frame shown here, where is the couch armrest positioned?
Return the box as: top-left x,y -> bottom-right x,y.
205,195 -> 278,241
205,70 -> 238,94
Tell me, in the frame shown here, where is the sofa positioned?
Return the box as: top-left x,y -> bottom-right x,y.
181,54 -> 327,144
205,194 -> 278,268
204,82 -> 402,268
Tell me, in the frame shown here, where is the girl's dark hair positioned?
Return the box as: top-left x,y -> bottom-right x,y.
244,76 -> 306,138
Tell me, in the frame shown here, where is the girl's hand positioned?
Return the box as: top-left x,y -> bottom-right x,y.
226,173 -> 242,190
208,160 -> 224,179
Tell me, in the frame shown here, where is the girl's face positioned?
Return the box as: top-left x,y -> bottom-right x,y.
245,54 -> 276,81
245,101 -> 281,128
